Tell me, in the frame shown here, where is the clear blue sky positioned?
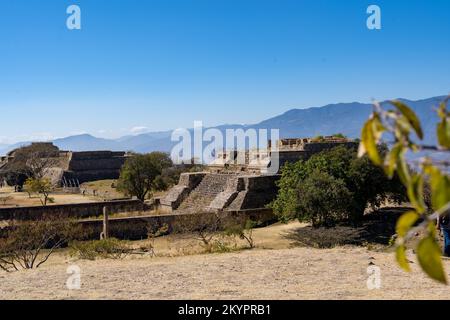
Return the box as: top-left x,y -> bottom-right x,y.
0,0 -> 449,143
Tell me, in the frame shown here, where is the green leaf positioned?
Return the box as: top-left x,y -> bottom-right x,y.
396,211 -> 419,238
417,236 -> 447,284
425,165 -> 450,211
384,143 -> 402,178
407,174 -> 426,213
396,153 -> 411,186
396,245 -> 411,272
437,118 -> 450,149
432,175 -> 450,211
437,98 -> 449,119
391,100 -> 424,140
360,117 -> 382,165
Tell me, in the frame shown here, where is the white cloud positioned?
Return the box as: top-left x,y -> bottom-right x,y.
18,132 -> 54,142
130,126 -> 149,134
0,136 -> 9,144
0,132 -> 55,145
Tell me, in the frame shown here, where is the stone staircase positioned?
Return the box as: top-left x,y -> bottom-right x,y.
176,174 -> 231,213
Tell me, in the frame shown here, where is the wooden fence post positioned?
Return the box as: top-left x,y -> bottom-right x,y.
101,206 -> 109,240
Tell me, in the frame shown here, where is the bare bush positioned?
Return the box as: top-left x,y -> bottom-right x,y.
0,217 -> 81,272
172,212 -> 224,253
142,223 -> 171,257
0,196 -> 12,206
223,217 -> 258,249
173,212 -> 259,252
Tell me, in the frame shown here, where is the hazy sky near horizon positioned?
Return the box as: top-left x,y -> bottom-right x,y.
0,0 -> 449,144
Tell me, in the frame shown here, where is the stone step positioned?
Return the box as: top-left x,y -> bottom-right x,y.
175,174 -> 233,213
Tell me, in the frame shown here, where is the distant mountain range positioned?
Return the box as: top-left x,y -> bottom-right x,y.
0,95 -> 446,156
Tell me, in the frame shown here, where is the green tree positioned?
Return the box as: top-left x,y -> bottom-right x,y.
359,97 -> 450,284
270,145 -> 406,226
24,178 -> 54,206
117,152 -> 173,201
270,160 -> 308,222
296,171 -> 352,227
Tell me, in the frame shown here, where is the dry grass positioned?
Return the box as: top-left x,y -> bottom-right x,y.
1,221 -> 450,300
80,179 -> 167,201
0,186 -> 100,207
80,180 -> 125,200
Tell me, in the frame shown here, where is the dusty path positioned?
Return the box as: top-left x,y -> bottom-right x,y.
1,245 -> 449,300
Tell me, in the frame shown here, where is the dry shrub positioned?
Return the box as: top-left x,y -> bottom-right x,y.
223,217 -> 258,249
70,238 -> 131,260
172,212 -> 223,253
172,212 -> 258,253
0,196 -> 13,206
0,216 -> 82,272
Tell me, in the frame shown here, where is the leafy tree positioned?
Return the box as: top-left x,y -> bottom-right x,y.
153,163 -> 206,190
347,149 -> 406,222
24,178 -> 54,206
270,160 -> 308,222
359,97 -> 450,284
312,135 -> 324,142
271,145 -> 406,226
117,152 -> 173,201
296,171 -> 352,227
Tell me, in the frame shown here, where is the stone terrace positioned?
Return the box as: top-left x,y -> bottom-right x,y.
176,173 -> 232,214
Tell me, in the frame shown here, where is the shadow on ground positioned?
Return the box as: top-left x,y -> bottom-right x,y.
283,207 -> 411,249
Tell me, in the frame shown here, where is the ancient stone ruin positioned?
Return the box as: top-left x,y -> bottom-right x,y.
0,143 -> 128,186
160,136 -> 358,214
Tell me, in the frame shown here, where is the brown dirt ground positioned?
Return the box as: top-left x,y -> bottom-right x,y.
1,222 -> 449,300
0,186 -> 100,207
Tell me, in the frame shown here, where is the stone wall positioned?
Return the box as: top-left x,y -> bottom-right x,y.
78,208 -> 275,240
0,143 -> 128,186
0,199 -> 144,221
63,151 -> 127,184
226,175 -> 280,211
209,141 -> 359,174
0,208 -> 275,241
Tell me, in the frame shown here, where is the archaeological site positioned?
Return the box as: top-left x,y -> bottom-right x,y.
159,136 -> 358,214
0,142 -> 128,187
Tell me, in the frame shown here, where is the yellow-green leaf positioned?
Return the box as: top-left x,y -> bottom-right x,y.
360,117 -> 382,165
391,100 -> 424,140
396,245 -> 411,272
432,175 -> 450,211
438,97 -> 449,119
407,174 -> 426,213
437,118 -> 450,149
417,236 -> 447,284
396,211 -> 419,238
384,143 -> 402,178
396,154 -> 411,186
